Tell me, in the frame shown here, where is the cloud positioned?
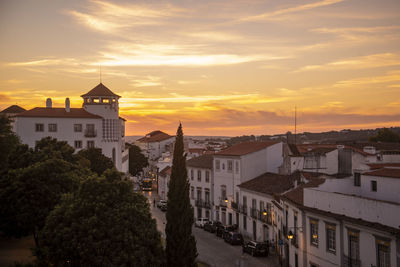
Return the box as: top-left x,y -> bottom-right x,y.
295,53 -> 400,72
334,70 -> 400,87
242,0 -> 344,21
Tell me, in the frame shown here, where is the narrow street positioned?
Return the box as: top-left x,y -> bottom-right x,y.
144,191 -> 280,267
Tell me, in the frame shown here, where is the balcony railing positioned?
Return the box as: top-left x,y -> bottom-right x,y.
231,201 -> 239,211
250,208 -> 259,219
343,255 -> 361,267
84,128 -> 97,137
239,205 -> 248,215
220,199 -> 227,207
196,199 -> 211,209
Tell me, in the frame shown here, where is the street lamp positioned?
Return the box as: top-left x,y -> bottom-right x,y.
224,197 -> 228,203
287,230 -> 294,240
312,234 -> 318,239
262,209 -> 267,216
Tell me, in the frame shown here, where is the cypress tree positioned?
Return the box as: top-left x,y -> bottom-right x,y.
166,123 -> 197,267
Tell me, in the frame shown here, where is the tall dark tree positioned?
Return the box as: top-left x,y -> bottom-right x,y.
126,143 -> 149,176
41,169 -> 164,266
166,124 -> 197,267
77,147 -> 114,175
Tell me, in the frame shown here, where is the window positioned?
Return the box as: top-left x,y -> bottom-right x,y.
236,192 -> 239,203
354,172 -> 361,186
243,215 -> 247,230
228,160 -> 233,172
371,180 -> 377,192
197,170 -> 202,181
74,140 -> 82,149
205,190 -> 210,204
35,123 -> 44,132
221,185 -> 226,200
74,124 -> 82,132
348,229 -> 360,263
87,140 -> 95,148
294,213 -> 298,246
85,124 -> 96,137
48,123 -> 57,132
252,199 -> 257,209
190,186 -> 194,199
190,169 -> 194,180
326,223 -> 336,253
205,171 -> 210,182
235,161 -> 239,173
310,219 -> 319,246
197,188 -> 202,200
216,160 -> 220,171
222,163 -> 225,170
295,253 -> 298,267
376,239 -> 390,267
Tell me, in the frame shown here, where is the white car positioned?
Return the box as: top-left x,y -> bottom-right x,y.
157,200 -> 167,208
195,218 -> 209,228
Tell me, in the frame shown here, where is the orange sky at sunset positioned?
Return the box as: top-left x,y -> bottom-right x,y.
1,0 -> 399,136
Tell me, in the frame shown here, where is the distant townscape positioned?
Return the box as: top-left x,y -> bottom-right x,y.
2,84 -> 400,267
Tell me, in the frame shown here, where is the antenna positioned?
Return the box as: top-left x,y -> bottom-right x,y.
294,105 -> 297,145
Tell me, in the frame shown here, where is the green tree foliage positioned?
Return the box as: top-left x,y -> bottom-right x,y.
77,147 -> 114,175
0,114 -> 19,172
166,124 -> 197,267
0,158 -> 82,247
34,137 -> 75,163
369,128 -> 400,143
126,143 -> 149,176
41,169 -> 164,266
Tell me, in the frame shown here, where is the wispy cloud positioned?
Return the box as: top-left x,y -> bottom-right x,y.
242,0 -> 344,21
334,70 -> 400,87
295,53 -> 400,72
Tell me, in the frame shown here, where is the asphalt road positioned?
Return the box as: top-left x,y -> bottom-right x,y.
145,191 -> 280,267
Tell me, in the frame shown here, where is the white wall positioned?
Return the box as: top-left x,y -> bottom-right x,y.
188,166 -> 213,220
304,188 -> 400,228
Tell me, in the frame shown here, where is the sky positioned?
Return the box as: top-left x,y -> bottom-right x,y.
0,0 -> 399,136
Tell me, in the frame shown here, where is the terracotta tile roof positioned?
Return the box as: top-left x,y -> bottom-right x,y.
283,178 -> 325,205
367,163 -> 400,170
81,83 -> 120,98
293,144 -> 370,156
216,141 -> 279,156
16,107 -> 102,119
137,130 -> 173,143
363,168 -> 400,179
159,166 -> 171,176
1,105 -> 26,114
186,154 -> 213,169
238,172 -> 301,195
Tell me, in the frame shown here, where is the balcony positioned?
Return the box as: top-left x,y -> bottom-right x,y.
239,205 -> 248,215
250,208 -> 259,219
220,199 -> 227,207
260,214 -> 272,225
343,255 -> 361,267
231,201 -> 239,211
84,128 -> 97,138
196,199 -> 212,209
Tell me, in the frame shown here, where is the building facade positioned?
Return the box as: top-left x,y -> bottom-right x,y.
13,83 -> 129,172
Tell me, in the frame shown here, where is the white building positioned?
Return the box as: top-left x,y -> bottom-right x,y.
281,167 -> 400,267
135,130 -> 174,162
158,166 -> 171,200
187,154 -> 214,220
13,83 -> 129,172
212,141 -> 283,226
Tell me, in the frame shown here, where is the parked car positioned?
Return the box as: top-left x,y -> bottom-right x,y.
195,218 -> 209,228
223,232 -> 243,245
203,221 -> 221,233
157,200 -> 167,208
216,225 -> 235,237
160,204 -> 167,212
242,241 -> 269,257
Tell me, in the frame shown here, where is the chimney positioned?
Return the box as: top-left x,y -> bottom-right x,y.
65,98 -> 70,112
46,98 -> 52,108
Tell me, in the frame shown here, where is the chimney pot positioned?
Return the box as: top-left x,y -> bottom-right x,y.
65,98 -> 70,112
46,98 -> 52,108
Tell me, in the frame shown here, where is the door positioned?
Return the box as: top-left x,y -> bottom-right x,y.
263,225 -> 269,241
229,213 -> 232,225
253,220 -> 257,240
